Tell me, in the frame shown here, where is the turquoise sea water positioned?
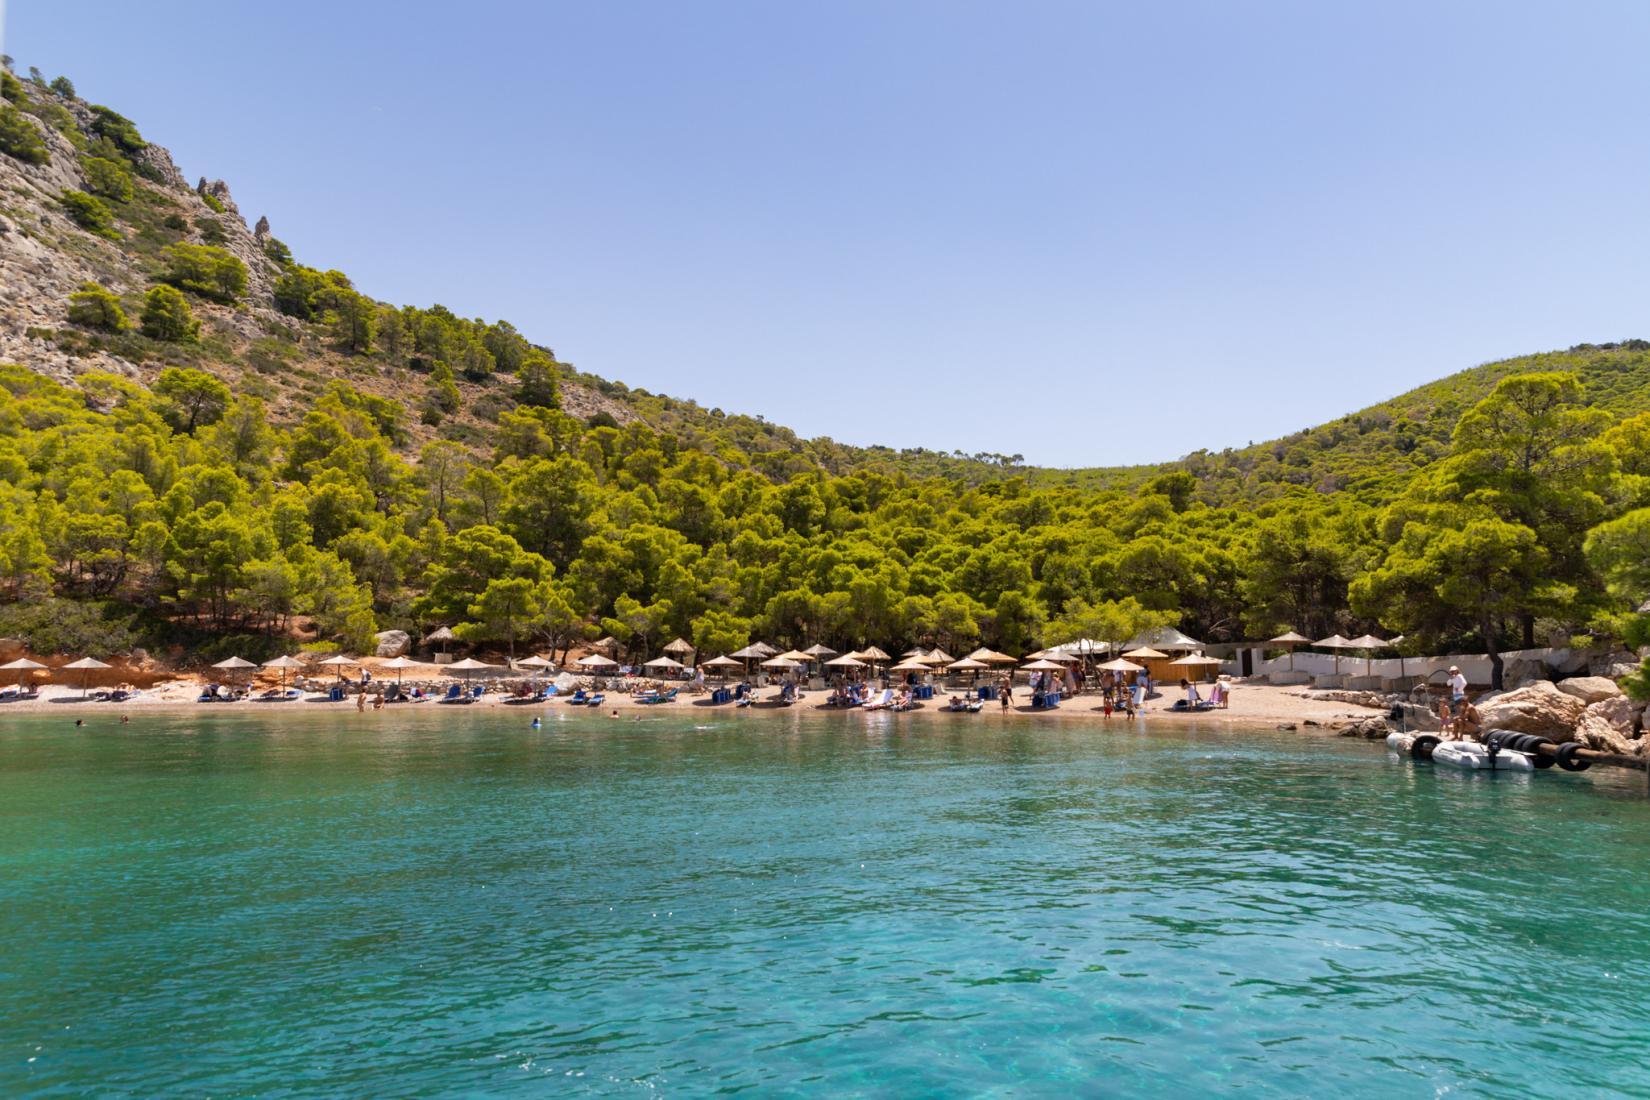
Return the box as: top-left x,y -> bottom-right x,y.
3,708 -> 1650,1097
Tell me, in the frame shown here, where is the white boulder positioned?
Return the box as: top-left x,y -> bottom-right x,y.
1476,681 -> 1588,738
373,630 -> 411,658
1555,676 -> 1623,705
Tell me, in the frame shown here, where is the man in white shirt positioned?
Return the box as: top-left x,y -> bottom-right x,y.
1448,665 -> 1467,703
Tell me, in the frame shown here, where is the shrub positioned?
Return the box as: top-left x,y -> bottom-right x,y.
516,353 -> 559,408
200,190 -> 225,214
0,598 -> 137,657
87,104 -> 144,154
262,236 -> 293,265
140,284 -> 200,342
430,361 -> 461,413
162,212 -> 187,232
160,243 -> 247,302
66,283 -> 129,332
0,105 -> 47,165
58,190 -> 118,238
81,156 -> 133,202
49,75 -> 75,98
1,70 -> 27,104
196,216 -> 227,245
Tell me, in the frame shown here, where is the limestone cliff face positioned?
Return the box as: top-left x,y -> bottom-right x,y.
0,80 -> 281,383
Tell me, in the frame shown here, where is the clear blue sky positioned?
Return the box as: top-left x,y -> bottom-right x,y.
7,1 -> 1648,466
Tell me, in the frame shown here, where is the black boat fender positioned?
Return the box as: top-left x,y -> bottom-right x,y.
1555,741 -> 1593,772
1411,734 -> 1441,762
1515,734 -> 1556,768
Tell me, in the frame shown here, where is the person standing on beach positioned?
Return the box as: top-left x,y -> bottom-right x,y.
1000,677 -> 1012,710
1448,665 -> 1467,705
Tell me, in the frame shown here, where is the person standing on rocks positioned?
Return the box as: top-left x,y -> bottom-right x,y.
1448,665 -> 1467,705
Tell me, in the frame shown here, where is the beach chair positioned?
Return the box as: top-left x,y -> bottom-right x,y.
441,684 -> 463,702
863,688 -> 895,711
567,689 -> 589,705
587,693 -> 605,707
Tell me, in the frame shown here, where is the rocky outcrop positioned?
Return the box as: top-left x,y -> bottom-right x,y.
1305,689 -> 1400,709
1589,650 -> 1641,679
1476,681 -> 1589,737
1555,676 -> 1621,705
1340,715 -> 1392,739
1575,696 -> 1645,755
134,142 -> 188,190
373,630 -> 411,657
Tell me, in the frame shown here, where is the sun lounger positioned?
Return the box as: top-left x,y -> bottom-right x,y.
863,688 -> 896,711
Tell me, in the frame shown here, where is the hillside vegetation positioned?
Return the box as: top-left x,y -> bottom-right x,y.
4,61 -> 1650,686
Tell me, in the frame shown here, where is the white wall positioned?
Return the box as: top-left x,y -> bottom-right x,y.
1244,647 -> 1591,686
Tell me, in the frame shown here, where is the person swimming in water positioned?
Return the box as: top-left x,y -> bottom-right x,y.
530,716 -> 541,729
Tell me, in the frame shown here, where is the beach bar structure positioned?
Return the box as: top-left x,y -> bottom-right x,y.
1122,627 -> 1205,683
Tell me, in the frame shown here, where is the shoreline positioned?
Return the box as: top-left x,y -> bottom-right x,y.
0,681 -> 1388,730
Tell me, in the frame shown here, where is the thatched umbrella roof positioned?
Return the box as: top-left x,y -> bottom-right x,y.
576,654 -> 619,669
661,638 -> 695,656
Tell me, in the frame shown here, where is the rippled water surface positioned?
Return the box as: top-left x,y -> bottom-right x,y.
4,708 -> 1650,1097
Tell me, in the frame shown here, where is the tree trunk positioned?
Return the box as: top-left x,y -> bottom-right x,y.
1520,612 -> 1535,650
1483,615 -> 1503,691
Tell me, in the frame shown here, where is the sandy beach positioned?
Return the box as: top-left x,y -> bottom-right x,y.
1,673 -> 1387,730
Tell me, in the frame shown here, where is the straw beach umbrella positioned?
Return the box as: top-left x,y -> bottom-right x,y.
423,626 -> 456,657
0,657 -> 46,694
1122,647 -> 1168,660
701,654 -> 744,678
261,653 -> 306,691
211,656 -> 257,691
576,654 -> 619,670
446,656 -> 495,691
1099,658 -> 1145,673
1170,653 -> 1222,682
825,654 -> 866,669
62,656 -> 112,699
1268,630 -> 1311,671
857,646 -> 891,664
643,655 -> 686,673
728,643 -> 768,675
379,655 -> 424,686
516,654 -> 554,671
1314,634 -> 1355,675
1346,634 -> 1390,678
803,644 -> 838,661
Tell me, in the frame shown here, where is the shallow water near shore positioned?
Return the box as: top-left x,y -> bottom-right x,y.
3,708 -> 1649,1097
